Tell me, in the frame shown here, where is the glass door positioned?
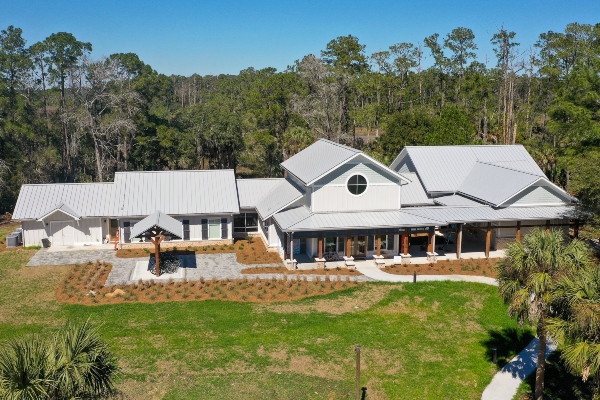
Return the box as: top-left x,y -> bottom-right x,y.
110,219 -> 119,242
354,235 -> 366,258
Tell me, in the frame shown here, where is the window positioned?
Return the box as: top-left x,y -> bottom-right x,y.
325,237 -> 336,253
208,219 -> 221,239
233,213 -> 259,233
371,235 -> 391,251
347,174 -> 367,195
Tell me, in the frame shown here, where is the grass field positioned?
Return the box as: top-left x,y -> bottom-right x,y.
0,222 -> 533,399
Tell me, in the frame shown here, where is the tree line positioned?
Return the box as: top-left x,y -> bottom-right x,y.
0,23 -> 599,220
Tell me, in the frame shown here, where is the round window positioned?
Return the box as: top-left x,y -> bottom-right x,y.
347,174 -> 367,195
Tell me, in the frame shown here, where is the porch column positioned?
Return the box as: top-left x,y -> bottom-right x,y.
318,233 -> 323,259
283,232 -> 288,260
346,231 -> 352,258
403,228 -> 409,255
289,233 -> 294,260
427,227 -> 435,253
485,222 -> 492,258
574,219 -> 580,238
456,223 -> 463,259
546,220 -> 551,234
516,221 -> 521,242
376,229 -> 381,257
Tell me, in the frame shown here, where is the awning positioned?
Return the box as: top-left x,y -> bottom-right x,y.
130,210 -> 183,239
37,202 -> 82,221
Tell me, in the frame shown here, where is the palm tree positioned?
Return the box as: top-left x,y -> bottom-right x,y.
547,264 -> 600,394
0,319 -> 119,400
497,228 -> 592,400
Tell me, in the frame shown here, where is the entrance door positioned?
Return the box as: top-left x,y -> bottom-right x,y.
51,221 -> 75,246
351,235 -> 367,258
109,219 -> 119,242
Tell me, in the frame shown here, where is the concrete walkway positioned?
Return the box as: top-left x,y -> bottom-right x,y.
481,337 -> 557,400
356,265 -> 498,286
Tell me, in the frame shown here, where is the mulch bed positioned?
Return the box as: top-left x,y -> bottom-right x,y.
382,257 -> 500,278
56,261 -> 361,305
116,239 -> 282,265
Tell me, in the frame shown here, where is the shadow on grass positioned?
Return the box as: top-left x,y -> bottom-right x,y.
517,352 -> 595,400
482,327 -> 535,367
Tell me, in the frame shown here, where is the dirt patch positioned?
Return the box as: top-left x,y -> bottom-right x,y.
275,354 -> 344,380
255,284 -> 399,315
55,262 -> 361,305
116,239 -> 283,265
382,257 -> 499,278
241,266 -> 362,276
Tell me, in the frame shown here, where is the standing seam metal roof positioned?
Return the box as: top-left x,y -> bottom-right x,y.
256,179 -> 305,220
37,202 -> 82,220
236,178 -> 283,208
130,210 -> 183,239
12,183 -> 115,220
113,170 -> 239,216
399,172 -> 434,206
280,139 -> 361,184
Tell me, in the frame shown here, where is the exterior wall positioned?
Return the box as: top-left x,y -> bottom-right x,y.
22,218 -> 103,247
119,215 -> 233,244
121,239 -> 233,249
314,162 -> 397,186
312,184 -> 399,212
503,185 -> 569,206
494,219 -> 569,250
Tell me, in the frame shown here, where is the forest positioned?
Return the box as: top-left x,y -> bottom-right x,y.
0,23 -> 598,224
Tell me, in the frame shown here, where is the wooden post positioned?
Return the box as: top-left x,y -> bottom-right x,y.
283,233 -> 288,260
516,221 -> 521,242
403,228 -> 409,255
456,223 -> 463,259
574,219 -> 580,238
318,233 -> 323,259
150,233 -> 165,277
485,222 -> 492,258
346,231 -> 351,258
546,220 -> 551,234
376,229 -> 381,257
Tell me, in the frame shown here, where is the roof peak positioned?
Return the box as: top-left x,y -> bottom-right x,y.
116,169 -> 234,175
317,138 -> 362,152
404,144 -> 525,148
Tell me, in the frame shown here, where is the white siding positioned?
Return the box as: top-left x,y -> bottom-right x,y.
315,161 -> 397,186
22,218 -> 102,246
22,220 -> 48,247
312,185 -> 399,212
504,185 -> 568,206
73,218 -> 103,244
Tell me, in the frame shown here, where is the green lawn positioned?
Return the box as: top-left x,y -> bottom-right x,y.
0,224 -> 532,399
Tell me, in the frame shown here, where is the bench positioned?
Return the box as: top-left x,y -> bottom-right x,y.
343,256 -> 355,268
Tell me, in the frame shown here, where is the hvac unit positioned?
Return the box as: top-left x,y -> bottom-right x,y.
6,235 -> 18,248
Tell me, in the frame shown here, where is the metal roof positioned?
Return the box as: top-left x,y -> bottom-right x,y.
256,179 -> 304,220
272,206 -> 312,230
275,207 -> 444,232
390,145 -> 545,193
433,194 -> 485,207
403,205 -> 575,224
280,139 -> 361,185
457,162 -> 541,206
37,202 -> 82,221
130,210 -> 183,239
236,178 -> 283,208
113,170 -> 239,216
12,183 -> 115,220
399,172 -> 434,206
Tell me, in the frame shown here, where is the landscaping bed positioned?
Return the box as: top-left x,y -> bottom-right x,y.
382,257 -> 499,278
56,261 -> 361,305
116,238 -> 282,264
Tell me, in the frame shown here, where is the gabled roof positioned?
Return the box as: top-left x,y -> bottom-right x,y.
399,172 -> 434,206
130,210 -> 182,239
433,194 -> 484,207
457,162 -> 541,206
12,183 -> 115,220
37,202 -> 82,221
390,145 -> 545,193
280,139 -> 360,185
256,179 -> 305,220
113,170 -> 239,216
236,178 -> 283,209
281,139 -> 408,186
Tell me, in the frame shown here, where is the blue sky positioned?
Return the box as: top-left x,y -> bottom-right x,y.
3,1 -> 599,76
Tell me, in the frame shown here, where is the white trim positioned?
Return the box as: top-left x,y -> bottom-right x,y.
497,178 -> 572,207
345,173 -> 369,197
313,182 -> 396,188
37,208 -> 81,222
306,153 -> 410,186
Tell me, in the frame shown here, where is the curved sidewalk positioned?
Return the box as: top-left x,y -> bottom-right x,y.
356,265 -> 498,286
